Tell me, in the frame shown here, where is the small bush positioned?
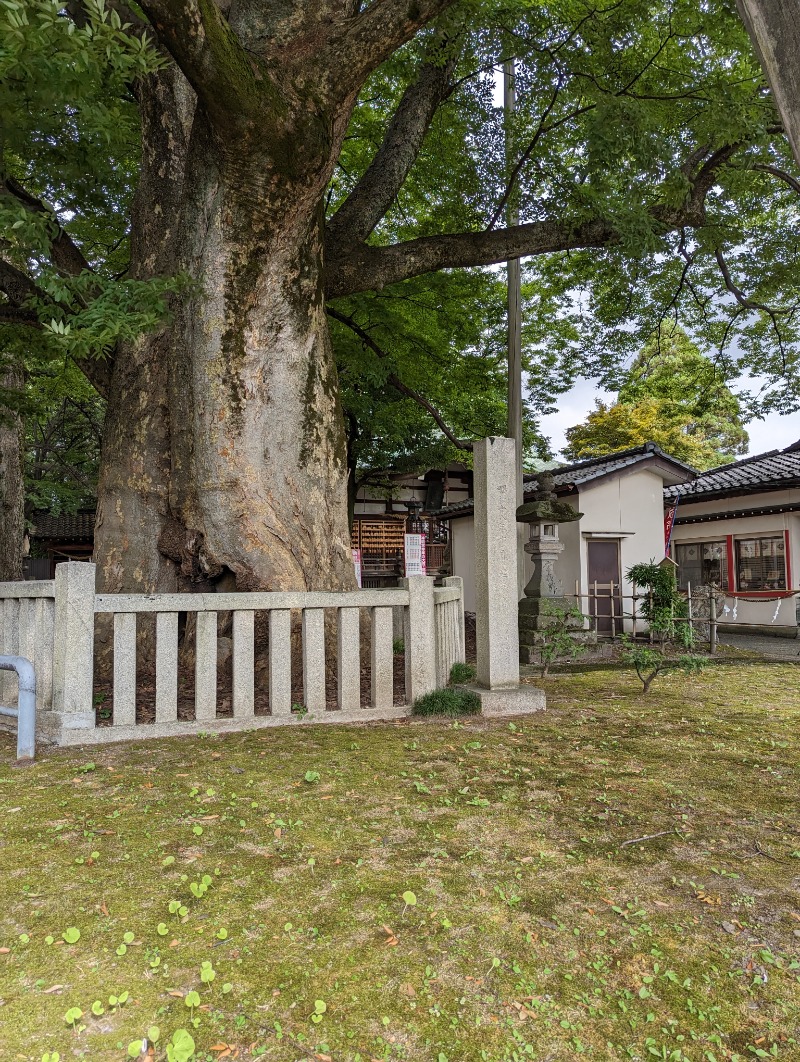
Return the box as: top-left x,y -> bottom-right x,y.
392,638 -> 405,654
412,687 -> 481,717
449,661 -> 476,685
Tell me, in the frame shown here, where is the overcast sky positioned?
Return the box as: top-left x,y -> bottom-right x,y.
538,376 -> 799,460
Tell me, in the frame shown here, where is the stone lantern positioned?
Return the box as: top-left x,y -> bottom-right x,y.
516,471 -> 584,662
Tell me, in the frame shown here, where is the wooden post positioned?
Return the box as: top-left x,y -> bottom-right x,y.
610,582 -> 616,639
631,581 -> 638,641
709,591 -> 718,656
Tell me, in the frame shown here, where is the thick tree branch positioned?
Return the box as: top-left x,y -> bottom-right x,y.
323,0 -> 457,99
136,0 -> 263,124
0,306 -> 41,328
327,210 -> 676,298
749,162 -> 800,196
327,305 -> 473,450
327,42 -> 456,245
0,258 -> 41,308
327,142 -> 740,297
2,177 -> 92,278
0,260 -> 112,398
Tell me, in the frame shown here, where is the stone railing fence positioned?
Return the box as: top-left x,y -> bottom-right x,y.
0,564 -> 465,746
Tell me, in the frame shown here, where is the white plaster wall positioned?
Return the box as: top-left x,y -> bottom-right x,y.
572,469 -> 668,631
450,515 -> 477,613
671,489 -> 800,627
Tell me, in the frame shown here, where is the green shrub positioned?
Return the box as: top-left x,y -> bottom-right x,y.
623,560 -> 705,692
392,638 -> 405,654
449,661 -> 476,685
412,687 -> 481,717
537,602 -> 588,676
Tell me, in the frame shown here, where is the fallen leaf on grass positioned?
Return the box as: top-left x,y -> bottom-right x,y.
382,925 -> 398,946
0,948 -> 9,954
42,985 -> 63,994
695,891 -> 721,905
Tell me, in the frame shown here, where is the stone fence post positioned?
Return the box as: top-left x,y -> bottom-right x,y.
401,575 -> 437,703
443,575 -> 466,662
474,437 -> 520,689
52,562 -> 96,732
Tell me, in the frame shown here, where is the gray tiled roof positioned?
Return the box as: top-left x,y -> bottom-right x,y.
664,444 -> 800,501
435,443 -> 696,518
30,511 -> 96,540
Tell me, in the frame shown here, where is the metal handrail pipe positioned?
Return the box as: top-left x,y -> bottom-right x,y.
0,656 -> 36,760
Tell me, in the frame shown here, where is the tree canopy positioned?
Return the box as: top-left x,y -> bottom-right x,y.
1,0 -> 799,590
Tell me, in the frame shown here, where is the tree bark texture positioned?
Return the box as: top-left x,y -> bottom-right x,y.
94,68 -> 193,595
737,0 -> 800,168
164,119 -> 355,590
0,366 -> 25,582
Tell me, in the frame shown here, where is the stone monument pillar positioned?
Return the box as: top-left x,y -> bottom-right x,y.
474,437 -> 519,689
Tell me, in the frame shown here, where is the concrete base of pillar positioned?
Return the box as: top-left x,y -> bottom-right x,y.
463,684 -> 546,717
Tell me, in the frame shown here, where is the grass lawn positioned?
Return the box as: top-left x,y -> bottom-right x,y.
0,661 -> 798,1062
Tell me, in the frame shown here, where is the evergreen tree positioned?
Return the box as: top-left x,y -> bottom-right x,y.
564,328 -> 749,469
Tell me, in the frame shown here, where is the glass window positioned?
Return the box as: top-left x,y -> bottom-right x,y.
735,536 -> 786,592
674,541 -> 728,591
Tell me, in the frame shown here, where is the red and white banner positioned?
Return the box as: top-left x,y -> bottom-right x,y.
663,497 -> 680,555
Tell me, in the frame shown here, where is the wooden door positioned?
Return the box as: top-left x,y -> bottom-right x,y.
587,539 -> 622,636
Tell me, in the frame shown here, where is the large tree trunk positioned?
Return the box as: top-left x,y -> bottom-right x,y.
94,68 -> 355,594
0,366 -> 24,581
165,126 -> 354,591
